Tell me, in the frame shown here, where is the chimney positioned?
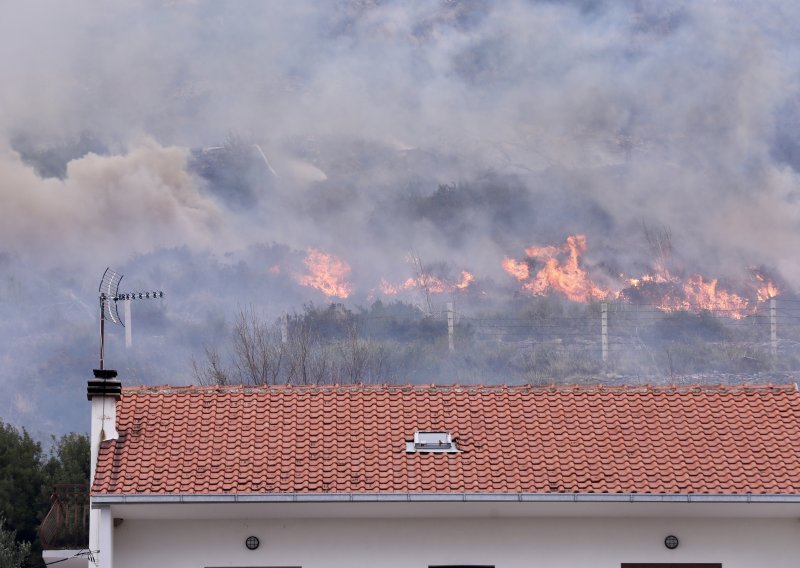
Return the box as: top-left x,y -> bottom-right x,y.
88,369 -> 121,566
87,369 -> 121,486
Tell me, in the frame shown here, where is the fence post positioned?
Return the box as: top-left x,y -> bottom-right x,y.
771,298 -> 777,364
447,302 -> 455,352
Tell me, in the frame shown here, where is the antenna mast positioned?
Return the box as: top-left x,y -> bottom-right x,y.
97,267 -> 164,370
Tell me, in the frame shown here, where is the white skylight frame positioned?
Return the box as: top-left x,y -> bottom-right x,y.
406,430 -> 459,453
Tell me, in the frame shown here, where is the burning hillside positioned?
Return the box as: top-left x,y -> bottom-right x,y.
503,235 -> 778,319
380,268 -> 475,297
296,248 -> 352,299
504,235 -> 780,318
287,235 -> 780,320
621,270 -> 753,318
502,235 -> 608,303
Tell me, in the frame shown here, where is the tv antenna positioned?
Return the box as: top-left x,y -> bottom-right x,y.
98,268 -> 164,370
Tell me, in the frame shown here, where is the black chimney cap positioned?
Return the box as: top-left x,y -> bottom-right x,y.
89,369 -> 121,400
93,369 -> 118,379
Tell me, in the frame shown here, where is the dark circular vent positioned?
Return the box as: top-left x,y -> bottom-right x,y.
245,536 -> 260,550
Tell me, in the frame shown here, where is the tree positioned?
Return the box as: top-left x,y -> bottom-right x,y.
194,307 -> 336,386
192,346 -> 230,386
192,304 -> 401,387
38,433 -> 91,556
0,516 -> 30,568
230,308 -> 284,385
41,433 -> 91,487
335,321 -> 387,384
0,422 -> 45,548
285,315 -> 325,385
0,421 -> 90,567
193,307 -> 285,386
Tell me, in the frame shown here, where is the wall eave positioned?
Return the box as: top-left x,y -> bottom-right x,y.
91,491 -> 800,506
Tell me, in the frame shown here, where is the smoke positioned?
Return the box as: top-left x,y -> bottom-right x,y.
1,0 -> 800,434
0,141 -> 229,266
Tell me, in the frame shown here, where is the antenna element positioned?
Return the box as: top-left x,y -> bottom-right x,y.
97,267 -> 164,370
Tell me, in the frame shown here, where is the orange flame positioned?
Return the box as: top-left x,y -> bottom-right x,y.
653,275 -> 750,318
379,277 -> 413,296
627,263 -> 673,286
755,274 -> 779,302
502,257 -> 529,280
623,266 -> 783,318
504,235 -> 611,302
455,271 -> 475,290
506,236 -> 780,318
296,248 -> 352,299
422,274 -> 449,294
289,238 -> 781,319
379,270 -> 475,296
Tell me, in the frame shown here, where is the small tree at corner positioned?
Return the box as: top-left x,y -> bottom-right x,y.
0,515 -> 30,568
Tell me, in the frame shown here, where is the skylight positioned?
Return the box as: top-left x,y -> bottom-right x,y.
406,431 -> 458,453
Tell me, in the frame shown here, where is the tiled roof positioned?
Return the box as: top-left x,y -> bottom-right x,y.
92,383 -> 800,496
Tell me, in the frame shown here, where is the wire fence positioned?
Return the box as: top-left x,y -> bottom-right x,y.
440,297 -> 800,378
203,298 -> 800,386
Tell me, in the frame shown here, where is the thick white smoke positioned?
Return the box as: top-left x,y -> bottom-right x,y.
1,0 -> 799,434
0,142 -> 228,266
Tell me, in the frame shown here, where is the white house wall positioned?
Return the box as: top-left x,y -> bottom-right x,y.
111,515 -> 800,568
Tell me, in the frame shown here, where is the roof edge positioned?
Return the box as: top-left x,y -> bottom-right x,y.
91,492 -> 800,506
118,383 -> 800,396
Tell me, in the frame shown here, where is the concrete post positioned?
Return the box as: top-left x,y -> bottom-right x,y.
447,302 -> 454,352
771,298 -> 777,362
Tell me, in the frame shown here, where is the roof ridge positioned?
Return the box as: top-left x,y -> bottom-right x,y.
120,383 -> 799,394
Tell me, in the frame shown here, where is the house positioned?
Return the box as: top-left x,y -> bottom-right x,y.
85,372 -> 800,568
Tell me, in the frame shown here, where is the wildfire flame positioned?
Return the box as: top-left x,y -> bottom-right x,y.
756,274 -> 779,302
501,257 -> 529,281
455,271 -> 475,290
505,235 -> 781,318
380,270 -> 475,296
622,265 -> 778,319
287,238 -> 781,319
296,248 -> 352,299
503,235 -> 611,302
643,274 -> 750,317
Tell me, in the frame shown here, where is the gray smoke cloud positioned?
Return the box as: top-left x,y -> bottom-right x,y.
1,0 -> 799,434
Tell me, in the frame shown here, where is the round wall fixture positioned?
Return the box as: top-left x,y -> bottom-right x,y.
245,536 -> 260,550
664,535 -> 679,550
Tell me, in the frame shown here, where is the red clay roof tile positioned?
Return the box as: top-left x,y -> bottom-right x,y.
91,383 -> 800,496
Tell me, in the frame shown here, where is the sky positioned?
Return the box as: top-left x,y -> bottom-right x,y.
1,0 -> 800,436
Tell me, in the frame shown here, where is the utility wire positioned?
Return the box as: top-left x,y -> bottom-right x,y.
31,549 -> 97,567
